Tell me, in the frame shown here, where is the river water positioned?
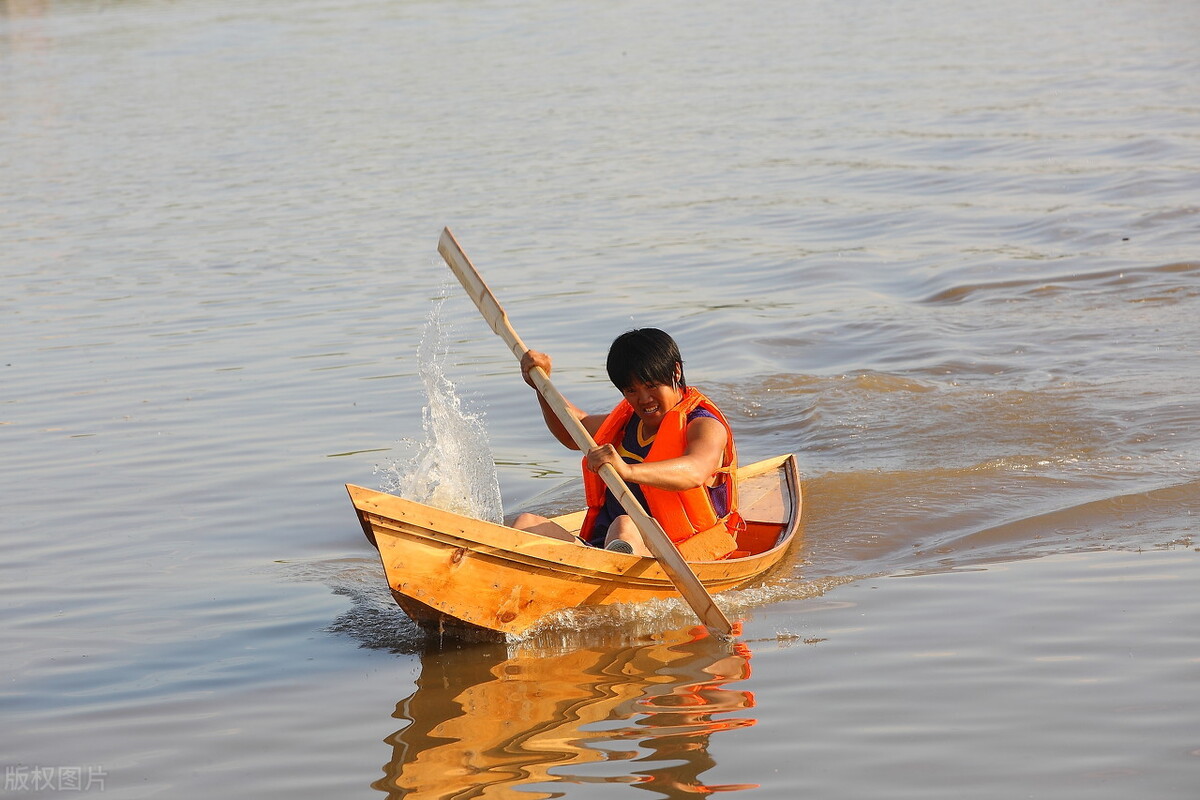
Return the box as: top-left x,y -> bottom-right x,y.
2,0 -> 1198,797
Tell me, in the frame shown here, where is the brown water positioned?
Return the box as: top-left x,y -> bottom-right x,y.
3,0 -> 1199,797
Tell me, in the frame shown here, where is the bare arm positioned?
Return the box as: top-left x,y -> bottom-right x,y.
521,350 -> 606,451
586,416 -> 727,490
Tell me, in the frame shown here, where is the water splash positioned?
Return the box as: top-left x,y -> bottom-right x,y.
375,292 -> 504,524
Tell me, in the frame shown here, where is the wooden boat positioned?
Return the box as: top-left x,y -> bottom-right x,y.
347,454 -> 801,639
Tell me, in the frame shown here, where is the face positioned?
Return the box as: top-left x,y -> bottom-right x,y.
621,369 -> 684,430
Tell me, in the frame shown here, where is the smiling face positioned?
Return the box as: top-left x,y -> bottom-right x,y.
605,329 -> 688,428
621,368 -> 684,432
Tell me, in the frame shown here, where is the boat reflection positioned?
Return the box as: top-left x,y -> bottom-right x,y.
374,625 -> 758,799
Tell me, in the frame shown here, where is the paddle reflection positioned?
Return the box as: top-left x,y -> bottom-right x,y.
374,626 -> 758,799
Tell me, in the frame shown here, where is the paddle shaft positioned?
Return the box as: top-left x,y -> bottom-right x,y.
437,227 -> 733,636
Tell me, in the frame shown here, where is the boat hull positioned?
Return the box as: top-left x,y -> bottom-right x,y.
348,454 -> 801,639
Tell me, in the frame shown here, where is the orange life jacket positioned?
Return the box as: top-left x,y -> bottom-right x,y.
582,387 -> 742,545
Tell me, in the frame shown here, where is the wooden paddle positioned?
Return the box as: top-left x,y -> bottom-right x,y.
437,227 -> 734,636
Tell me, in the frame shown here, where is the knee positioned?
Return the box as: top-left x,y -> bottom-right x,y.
604,515 -> 640,546
512,512 -> 541,531
610,516 -> 639,538
605,516 -> 653,557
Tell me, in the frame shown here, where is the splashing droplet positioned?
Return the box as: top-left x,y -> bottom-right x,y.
375,291 -> 503,524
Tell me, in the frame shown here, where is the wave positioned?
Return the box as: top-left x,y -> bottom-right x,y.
891,476 -> 1200,574
287,557 -> 430,654
920,261 -> 1200,305
799,461 -> 1198,577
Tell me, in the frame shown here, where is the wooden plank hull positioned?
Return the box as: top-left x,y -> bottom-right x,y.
347,454 -> 801,639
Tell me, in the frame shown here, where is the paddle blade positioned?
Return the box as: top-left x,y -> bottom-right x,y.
437,227 -> 527,360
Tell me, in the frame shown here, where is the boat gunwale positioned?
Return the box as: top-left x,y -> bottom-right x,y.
356,509 -> 681,589
353,503 -> 779,590
347,454 -> 801,579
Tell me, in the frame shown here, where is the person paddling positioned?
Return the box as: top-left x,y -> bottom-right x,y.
513,328 -> 743,560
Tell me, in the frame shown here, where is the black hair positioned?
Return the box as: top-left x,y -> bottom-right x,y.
605,328 -> 685,392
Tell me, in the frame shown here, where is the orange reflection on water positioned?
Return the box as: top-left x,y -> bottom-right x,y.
374,626 -> 758,799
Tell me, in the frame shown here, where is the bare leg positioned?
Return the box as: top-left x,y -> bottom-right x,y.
512,512 -> 578,543
603,515 -> 655,557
